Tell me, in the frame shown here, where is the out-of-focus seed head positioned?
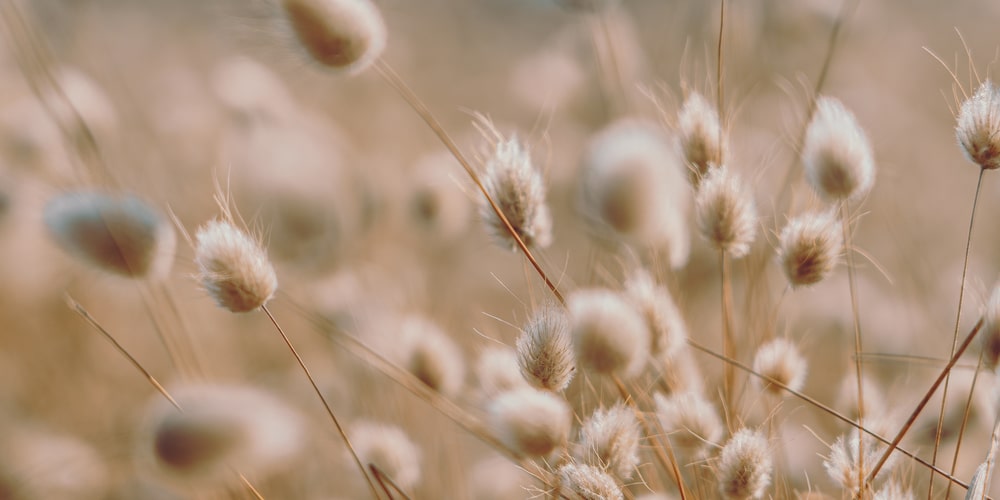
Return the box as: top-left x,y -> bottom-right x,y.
516,306 -> 576,392
400,314 -> 465,398
802,97 -> 876,203
349,421 -> 422,491
195,218 -> 277,313
716,428 -> 772,499
980,284 -> 1000,370
624,268 -> 687,357
695,165 -> 757,259
280,0 -> 387,75
873,481 -> 913,500
476,118 -> 552,251
488,387 -> 571,458
751,338 -> 808,398
957,80 -> 1000,171
44,191 -> 176,280
138,384 -> 303,492
777,211 -> 842,287
823,418 -> 898,497
654,391 -> 722,458
657,346 -> 705,395
0,427 -> 109,500
567,288 -> 649,378
678,91 -> 727,187
557,462 -> 624,500
573,404 -> 640,481
475,347 -> 528,400
408,151 -> 472,242
578,119 -> 690,268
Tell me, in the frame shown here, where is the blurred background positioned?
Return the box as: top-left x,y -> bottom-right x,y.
1,0 -> 1000,498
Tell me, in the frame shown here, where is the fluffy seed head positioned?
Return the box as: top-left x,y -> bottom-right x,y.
478,121 -> 552,250
194,219 -> 277,313
980,284 -> 1000,370
624,268 -> 687,357
578,119 -> 690,268
409,152 -> 472,242
400,315 -> 465,398
777,211 -> 842,287
654,391 -> 722,458
873,481 -> 913,500
475,347 -> 528,400
752,338 -> 808,397
965,463 -> 989,500
802,97 -> 876,203
573,404 -> 641,480
716,428 -> 772,499
695,165 -> 757,258
349,421 -> 422,491
516,307 -> 576,392
488,387 -> 571,458
957,80 -> 1000,170
138,384 -> 303,491
557,463 -> 624,500
0,427 -> 109,500
567,288 -> 650,378
44,191 -> 176,280
823,418 -> 898,496
678,91 -> 727,186
280,0 -> 387,74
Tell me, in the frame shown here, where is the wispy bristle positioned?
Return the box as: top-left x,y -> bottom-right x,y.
823,417 -> 897,496
678,91 -> 727,186
802,97 -> 876,203
567,288 -> 649,378
488,387 -> 571,458
695,165 -> 757,259
752,338 -> 808,398
280,0 -> 387,75
957,80 -> 1000,171
574,403 -> 641,481
777,211 -> 842,288
349,421 -> 422,491
194,219 -> 277,313
716,428 -> 772,499
557,462 -> 625,500
516,306 -> 576,392
477,119 -> 553,250
873,480 -> 913,500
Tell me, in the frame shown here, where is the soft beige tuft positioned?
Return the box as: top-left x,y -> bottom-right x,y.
654,391 -> 722,458
573,403 -> 641,481
752,338 -> 808,397
695,165 -> 757,259
488,387 -> 571,458
802,96 -> 876,203
716,428 -> 772,499
557,462 -> 625,500
280,0 -> 387,75
678,91 -> 727,186
195,219 -> 278,313
567,288 -> 649,378
957,80 -> 1000,171
516,306 -> 576,392
777,211 -> 842,287
349,421 -> 422,491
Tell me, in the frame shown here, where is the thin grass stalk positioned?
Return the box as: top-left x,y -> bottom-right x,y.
260,305 -> 380,500
716,0 -> 725,148
866,318 -> 985,484
372,59 -> 564,306
721,250 -> 736,424
933,167 -> 986,499
945,349 -> 986,500
685,337 -> 983,493
840,201 -> 866,496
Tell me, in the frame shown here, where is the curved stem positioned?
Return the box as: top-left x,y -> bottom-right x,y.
261,305 -> 380,499
840,201 -> 866,495
931,167 -> 985,498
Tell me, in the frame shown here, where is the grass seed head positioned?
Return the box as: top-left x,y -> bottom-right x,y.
349,421 -> 422,491
44,191 -> 176,280
280,0 -> 387,75
957,80 -> 1000,170
478,125 -> 552,251
139,384 -> 303,491
823,417 -> 897,496
578,119 -> 690,268
573,403 -> 641,481
678,91 -> 727,187
567,288 -> 649,378
488,387 -> 571,458
695,165 -> 757,259
717,428 -> 772,500
802,96 -> 876,203
557,462 -> 625,500
752,338 -> 808,398
194,218 -> 277,313
476,347 -> 529,400
516,306 -> 576,392
654,391 -> 722,458
400,314 -> 465,398
624,268 -> 687,357
777,211 -> 842,287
